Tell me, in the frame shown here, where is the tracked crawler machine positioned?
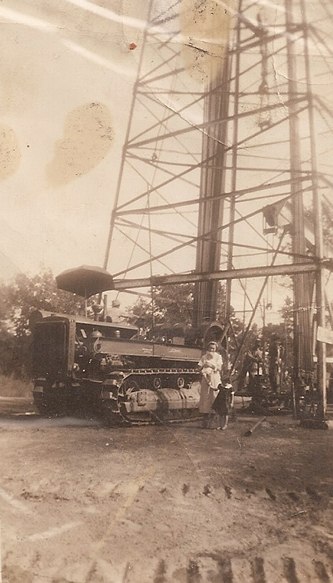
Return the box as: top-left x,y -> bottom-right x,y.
31,309 -> 225,424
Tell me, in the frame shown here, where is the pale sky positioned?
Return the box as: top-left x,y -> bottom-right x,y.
0,0 -> 237,284
0,0 -> 143,280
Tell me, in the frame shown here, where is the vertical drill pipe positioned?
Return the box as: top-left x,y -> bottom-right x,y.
285,0 -> 310,395
226,0 -> 242,319
300,0 -> 327,418
193,53 -> 230,326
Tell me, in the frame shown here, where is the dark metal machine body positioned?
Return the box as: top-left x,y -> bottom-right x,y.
32,313 -> 204,424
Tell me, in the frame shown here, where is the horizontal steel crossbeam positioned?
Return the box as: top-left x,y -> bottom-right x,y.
112,261 -> 331,290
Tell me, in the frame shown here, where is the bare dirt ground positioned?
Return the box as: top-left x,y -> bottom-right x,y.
1,396 -> 333,583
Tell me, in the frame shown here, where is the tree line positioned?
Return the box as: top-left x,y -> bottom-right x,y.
0,268 -> 293,380
0,269 -> 86,377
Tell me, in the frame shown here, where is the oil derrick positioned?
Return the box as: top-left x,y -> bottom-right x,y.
192,59 -> 230,328
103,1 -> 333,415
191,0 -> 333,413
103,0 -> 235,323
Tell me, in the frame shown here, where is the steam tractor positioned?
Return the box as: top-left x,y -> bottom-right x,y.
31,307 -> 225,424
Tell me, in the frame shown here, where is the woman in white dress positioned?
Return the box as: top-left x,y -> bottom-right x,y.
198,341 -> 223,428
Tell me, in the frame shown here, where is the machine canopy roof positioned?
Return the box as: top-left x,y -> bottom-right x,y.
56,265 -> 114,298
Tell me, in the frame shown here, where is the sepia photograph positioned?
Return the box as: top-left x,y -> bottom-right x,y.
0,1 -> 333,581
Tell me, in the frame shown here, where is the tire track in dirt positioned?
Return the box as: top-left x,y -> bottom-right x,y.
3,546 -> 332,583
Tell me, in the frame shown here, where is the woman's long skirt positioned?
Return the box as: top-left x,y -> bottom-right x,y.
199,377 -> 218,414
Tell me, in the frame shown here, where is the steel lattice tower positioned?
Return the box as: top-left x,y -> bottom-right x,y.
104,0 -> 333,414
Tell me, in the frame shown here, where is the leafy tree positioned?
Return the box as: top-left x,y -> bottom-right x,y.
257,295 -> 294,385
125,284 -> 194,328
280,295 -> 293,331
0,328 -> 16,376
2,269 -> 86,337
125,281 -> 250,362
0,268 -> 86,376
125,295 -> 152,328
152,283 -> 194,327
